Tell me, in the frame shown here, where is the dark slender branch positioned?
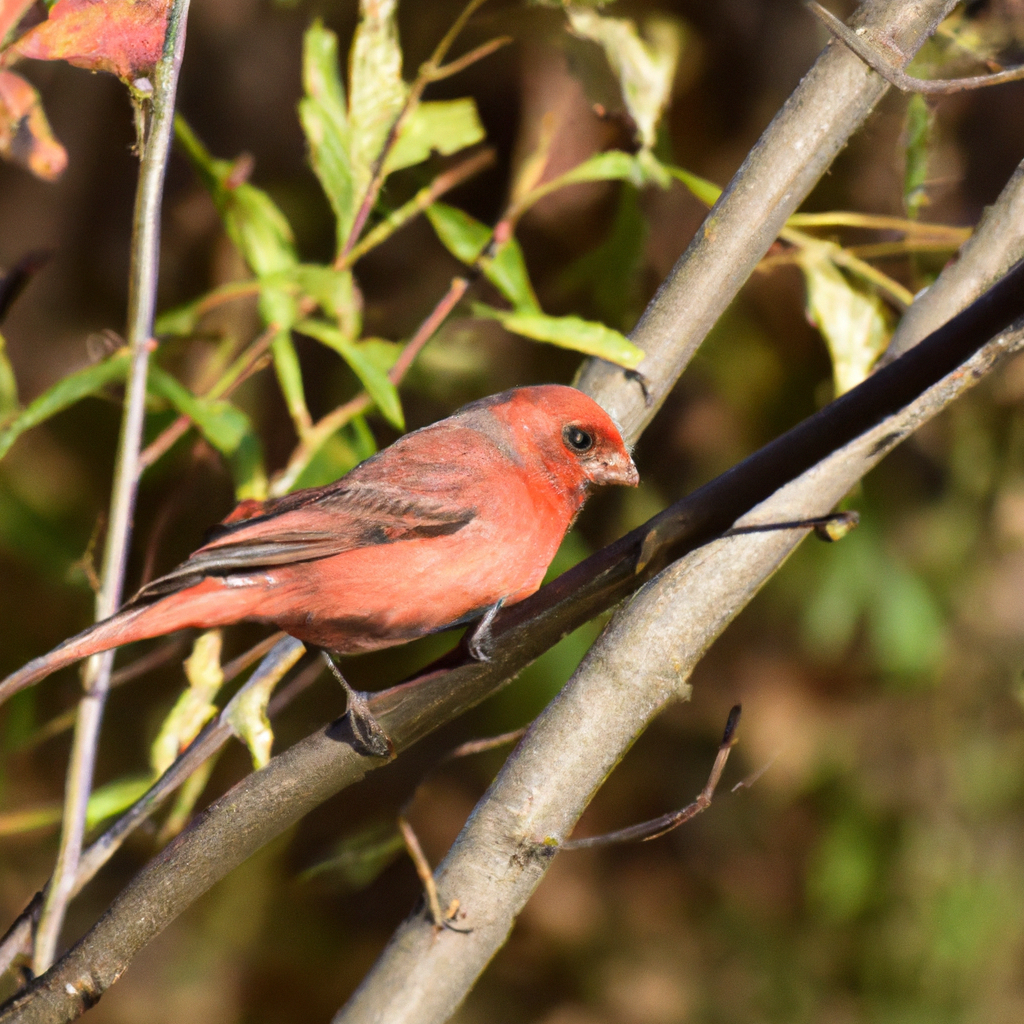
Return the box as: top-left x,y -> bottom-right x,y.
809,2 -> 1024,94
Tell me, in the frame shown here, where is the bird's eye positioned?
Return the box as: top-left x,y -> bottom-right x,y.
563,425 -> 594,453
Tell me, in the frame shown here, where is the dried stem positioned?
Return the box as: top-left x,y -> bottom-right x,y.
30,0 -> 192,976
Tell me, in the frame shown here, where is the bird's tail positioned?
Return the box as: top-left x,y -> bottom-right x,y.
0,577 -> 251,707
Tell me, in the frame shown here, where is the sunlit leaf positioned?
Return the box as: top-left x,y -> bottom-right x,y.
542,150 -> 643,192
0,69 -> 68,182
297,318 -> 404,429
384,98 -> 485,174
904,93 -> 931,220
225,641 -> 306,769
86,774 -> 156,826
348,0 -> 407,203
299,20 -> 355,249
567,7 -> 683,150
147,366 -> 251,454
426,201 -> 490,263
0,0 -> 35,46
0,352 -> 129,461
481,239 -> 540,313
14,0 -> 169,83
473,304 -> 644,369
289,264 -> 361,338
292,419 -> 375,491
151,631 -> 224,777
663,163 -> 722,207
229,431 -> 268,501
0,331 -> 17,421
797,245 -> 892,395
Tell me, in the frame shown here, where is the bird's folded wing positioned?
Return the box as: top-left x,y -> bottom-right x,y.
127,481 -> 477,605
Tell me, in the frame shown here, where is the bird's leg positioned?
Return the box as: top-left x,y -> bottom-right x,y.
321,652 -> 393,758
468,598 -> 505,662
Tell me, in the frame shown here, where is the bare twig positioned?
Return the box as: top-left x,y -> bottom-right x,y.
560,705 -> 741,849
30,0 -> 193,976
809,2 -> 1024,94
397,816 -> 445,927
271,275 -> 471,495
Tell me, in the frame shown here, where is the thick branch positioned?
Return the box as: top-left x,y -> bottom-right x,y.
574,0 -> 958,445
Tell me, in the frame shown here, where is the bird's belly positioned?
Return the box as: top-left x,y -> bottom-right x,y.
250,523 -> 562,652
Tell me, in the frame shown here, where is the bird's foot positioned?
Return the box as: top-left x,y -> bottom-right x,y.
321,652 -> 393,758
467,598 -> 505,662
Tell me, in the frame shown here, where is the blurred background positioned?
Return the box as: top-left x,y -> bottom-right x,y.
3,0 -> 1024,1021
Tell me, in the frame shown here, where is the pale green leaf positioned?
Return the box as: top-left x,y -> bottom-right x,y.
384,98 -> 486,174
86,775 -> 155,827
0,331 -> 17,420
663,164 -> 722,207
297,319 -> 404,429
269,328 -> 310,431
225,640 -> 306,769
481,238 -> 540,313
300,21 -> 356,248
544,150 -> 643,191
147,366 -> 251,455
348,0 -> 407,202
292,420 -> 375,491
473,304 -> 644,368
0,353 -> 130,462
289,264 -> 362,338
300,820 -> 405,887
567,8 -> 684,150
797,246 -> 892,395
151,631 -> 224,777
426,201 -> 490,263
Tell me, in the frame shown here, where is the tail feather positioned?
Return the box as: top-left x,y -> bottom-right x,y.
0,576 -> 262,706
0,604 -> 158,705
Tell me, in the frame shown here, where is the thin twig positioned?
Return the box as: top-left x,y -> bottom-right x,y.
337,0 -> 493,264
30,0 -> 193,976
271,276 -> 470,495
809,2 -> 1024,94
397,816 -> 445,926
560,705 -> 741,849
343,148 -> 495,267
138,324 -> 276,471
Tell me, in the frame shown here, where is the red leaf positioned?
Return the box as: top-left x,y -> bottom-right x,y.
0,0 -> 36,45
13,0 -> 169,83
0,69 -> 67,180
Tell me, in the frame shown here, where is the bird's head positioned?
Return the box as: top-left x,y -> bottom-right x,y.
478,385 -> 639,496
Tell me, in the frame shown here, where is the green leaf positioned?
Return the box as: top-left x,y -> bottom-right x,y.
297,319 -> 404,429
147,367 -> 251,455
663,164 -> 722,207
229,431 -> 268,501
384,98 -> 486,174
176,116 -> 297,279
288,264 -> 361,337
0,331 -> 17,421
473,304 -> 644,368
86,775 -> 156,828
904,93 -> 932,220
0,353 -> 130,462
300,21 -> 356,249
348,0 -> 407,203
269,327 -> 310,432
544,150 -> 643,191
300,820 -> 405,888
426,202 -> 491,263
797,245 -> 892,395
151,631 -> 224,777
566,8 -> 684,150
481,239 -> 540,313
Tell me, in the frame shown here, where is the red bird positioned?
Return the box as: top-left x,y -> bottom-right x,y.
0,385 -> 637,704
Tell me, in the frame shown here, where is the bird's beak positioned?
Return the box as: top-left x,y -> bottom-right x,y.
598,449 -> 639,488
